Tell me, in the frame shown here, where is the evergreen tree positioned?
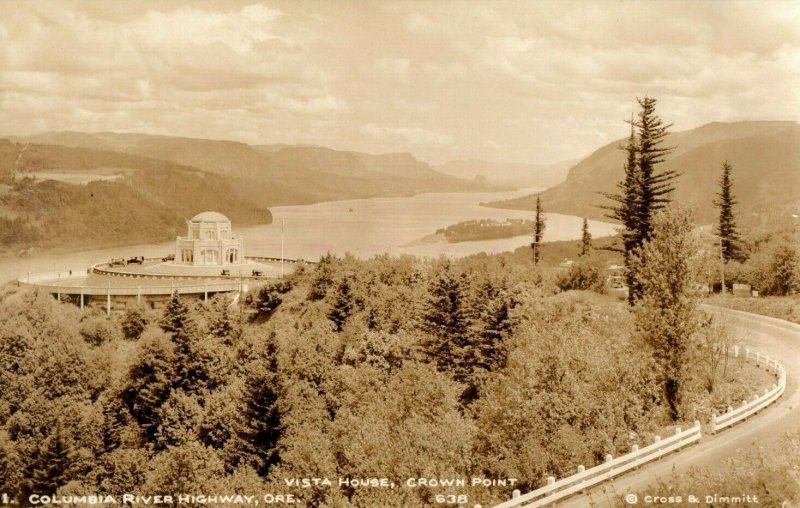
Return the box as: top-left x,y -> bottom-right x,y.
160,291 -> 196,337
28,423 -> 75,494
634,96 -> 679,241
122,330 -> 176,439
713,161 -> 742,262
602,98 -> 679,304
327,276 -> 354,332
600,118 -> 642,304
121,308 -> 148,340
531,195 -> 546,265
159,292 -> 217,394
421,261 -> 470,380
632,207 -> 700,421
579,217 -> 592,256
232,341 -> 282,476
308,253 -> 335,300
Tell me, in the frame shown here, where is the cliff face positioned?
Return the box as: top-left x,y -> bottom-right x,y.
489,121 -> 800,226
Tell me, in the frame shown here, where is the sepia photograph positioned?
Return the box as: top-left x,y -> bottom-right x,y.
0,1 -> 798,507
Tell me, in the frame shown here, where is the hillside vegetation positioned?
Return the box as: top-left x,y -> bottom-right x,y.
7,132 -> 485,204
0,163 -> 270,254
490,121 -> 800,227
0,249 -> 770,507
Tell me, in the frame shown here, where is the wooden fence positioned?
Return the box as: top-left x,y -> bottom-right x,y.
710,347 -> 786,434
488,340 -> 786,508
491,422 -> 702,508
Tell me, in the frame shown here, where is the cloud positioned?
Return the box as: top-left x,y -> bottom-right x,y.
373,57 -> 411,82
362,123 -> 453,147
0,1 -> 798,165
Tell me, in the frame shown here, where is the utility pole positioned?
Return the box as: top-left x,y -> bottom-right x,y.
280,218 -> 285,278
720,235 -> 725,297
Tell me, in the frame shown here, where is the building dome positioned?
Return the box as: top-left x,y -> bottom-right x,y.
176,211 -> 243,266
190,211 -> 230,223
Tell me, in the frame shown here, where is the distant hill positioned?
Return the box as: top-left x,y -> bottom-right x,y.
434,158 -> 577,189
7,132 -> 484,203
489,121 -> 800,227
0,132 -> 487,253
0,139 -> 271,253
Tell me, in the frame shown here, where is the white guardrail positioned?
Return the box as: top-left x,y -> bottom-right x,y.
488,341 -> 786,508
491,422 -> 702,508
710,346 -> 786,434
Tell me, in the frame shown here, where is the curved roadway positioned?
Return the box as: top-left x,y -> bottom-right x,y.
555,306 -> 800,507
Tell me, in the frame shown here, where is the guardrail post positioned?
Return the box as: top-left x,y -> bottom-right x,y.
80,290 -> 84,311
675,427 -> 682,435
106,288 -> 111,316
512,489 -> 521,499
732,345 -> 739,358
137,287 -> 142,306
205,289 -> 208,303
745,348 -> 750,360
711,414 -> 717,434
577,465 -> 586,491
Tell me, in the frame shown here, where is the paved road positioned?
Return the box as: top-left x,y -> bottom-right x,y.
554,306 -> 800,508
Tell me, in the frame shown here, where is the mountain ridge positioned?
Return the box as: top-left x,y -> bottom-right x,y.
489,121 -> 800,227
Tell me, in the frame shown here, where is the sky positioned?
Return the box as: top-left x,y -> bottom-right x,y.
1,0 -> 798,165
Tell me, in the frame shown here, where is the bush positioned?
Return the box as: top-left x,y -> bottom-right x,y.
554,256 -> 605,293
79,313 -> 121,346
746,237 -> 799,296
255,281 -> 292,317
121,308 -> 148,340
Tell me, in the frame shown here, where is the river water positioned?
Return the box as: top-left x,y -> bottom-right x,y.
0,188 -> 617,283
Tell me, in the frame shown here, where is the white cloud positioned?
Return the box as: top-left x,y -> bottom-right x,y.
373,57 -> 411,82
362,123 -> 453,147
0,1 -> 798,164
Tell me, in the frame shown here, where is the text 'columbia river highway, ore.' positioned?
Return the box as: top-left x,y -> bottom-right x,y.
2,478 -> 518,506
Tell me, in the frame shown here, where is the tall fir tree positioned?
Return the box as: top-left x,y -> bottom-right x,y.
159,292 -> 216,394
634,96 -> 679,242
28,423 -> 75,495
601,118 -> 643,304
713,161 -> 742,262
579,217 -> 592,256
327,276 -> 354,332
232,340 -> 283,476
421,261 -> 470,381
531,195 -> 546,265
602,97 -> 679,304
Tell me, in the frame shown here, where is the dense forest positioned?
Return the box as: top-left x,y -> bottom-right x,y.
0,169 -> 271,254
0,234 -> 773,507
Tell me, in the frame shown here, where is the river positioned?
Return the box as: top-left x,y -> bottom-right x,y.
0,188 -> 617,283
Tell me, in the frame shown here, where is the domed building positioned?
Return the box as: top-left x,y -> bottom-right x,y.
174,211 -> 244,266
